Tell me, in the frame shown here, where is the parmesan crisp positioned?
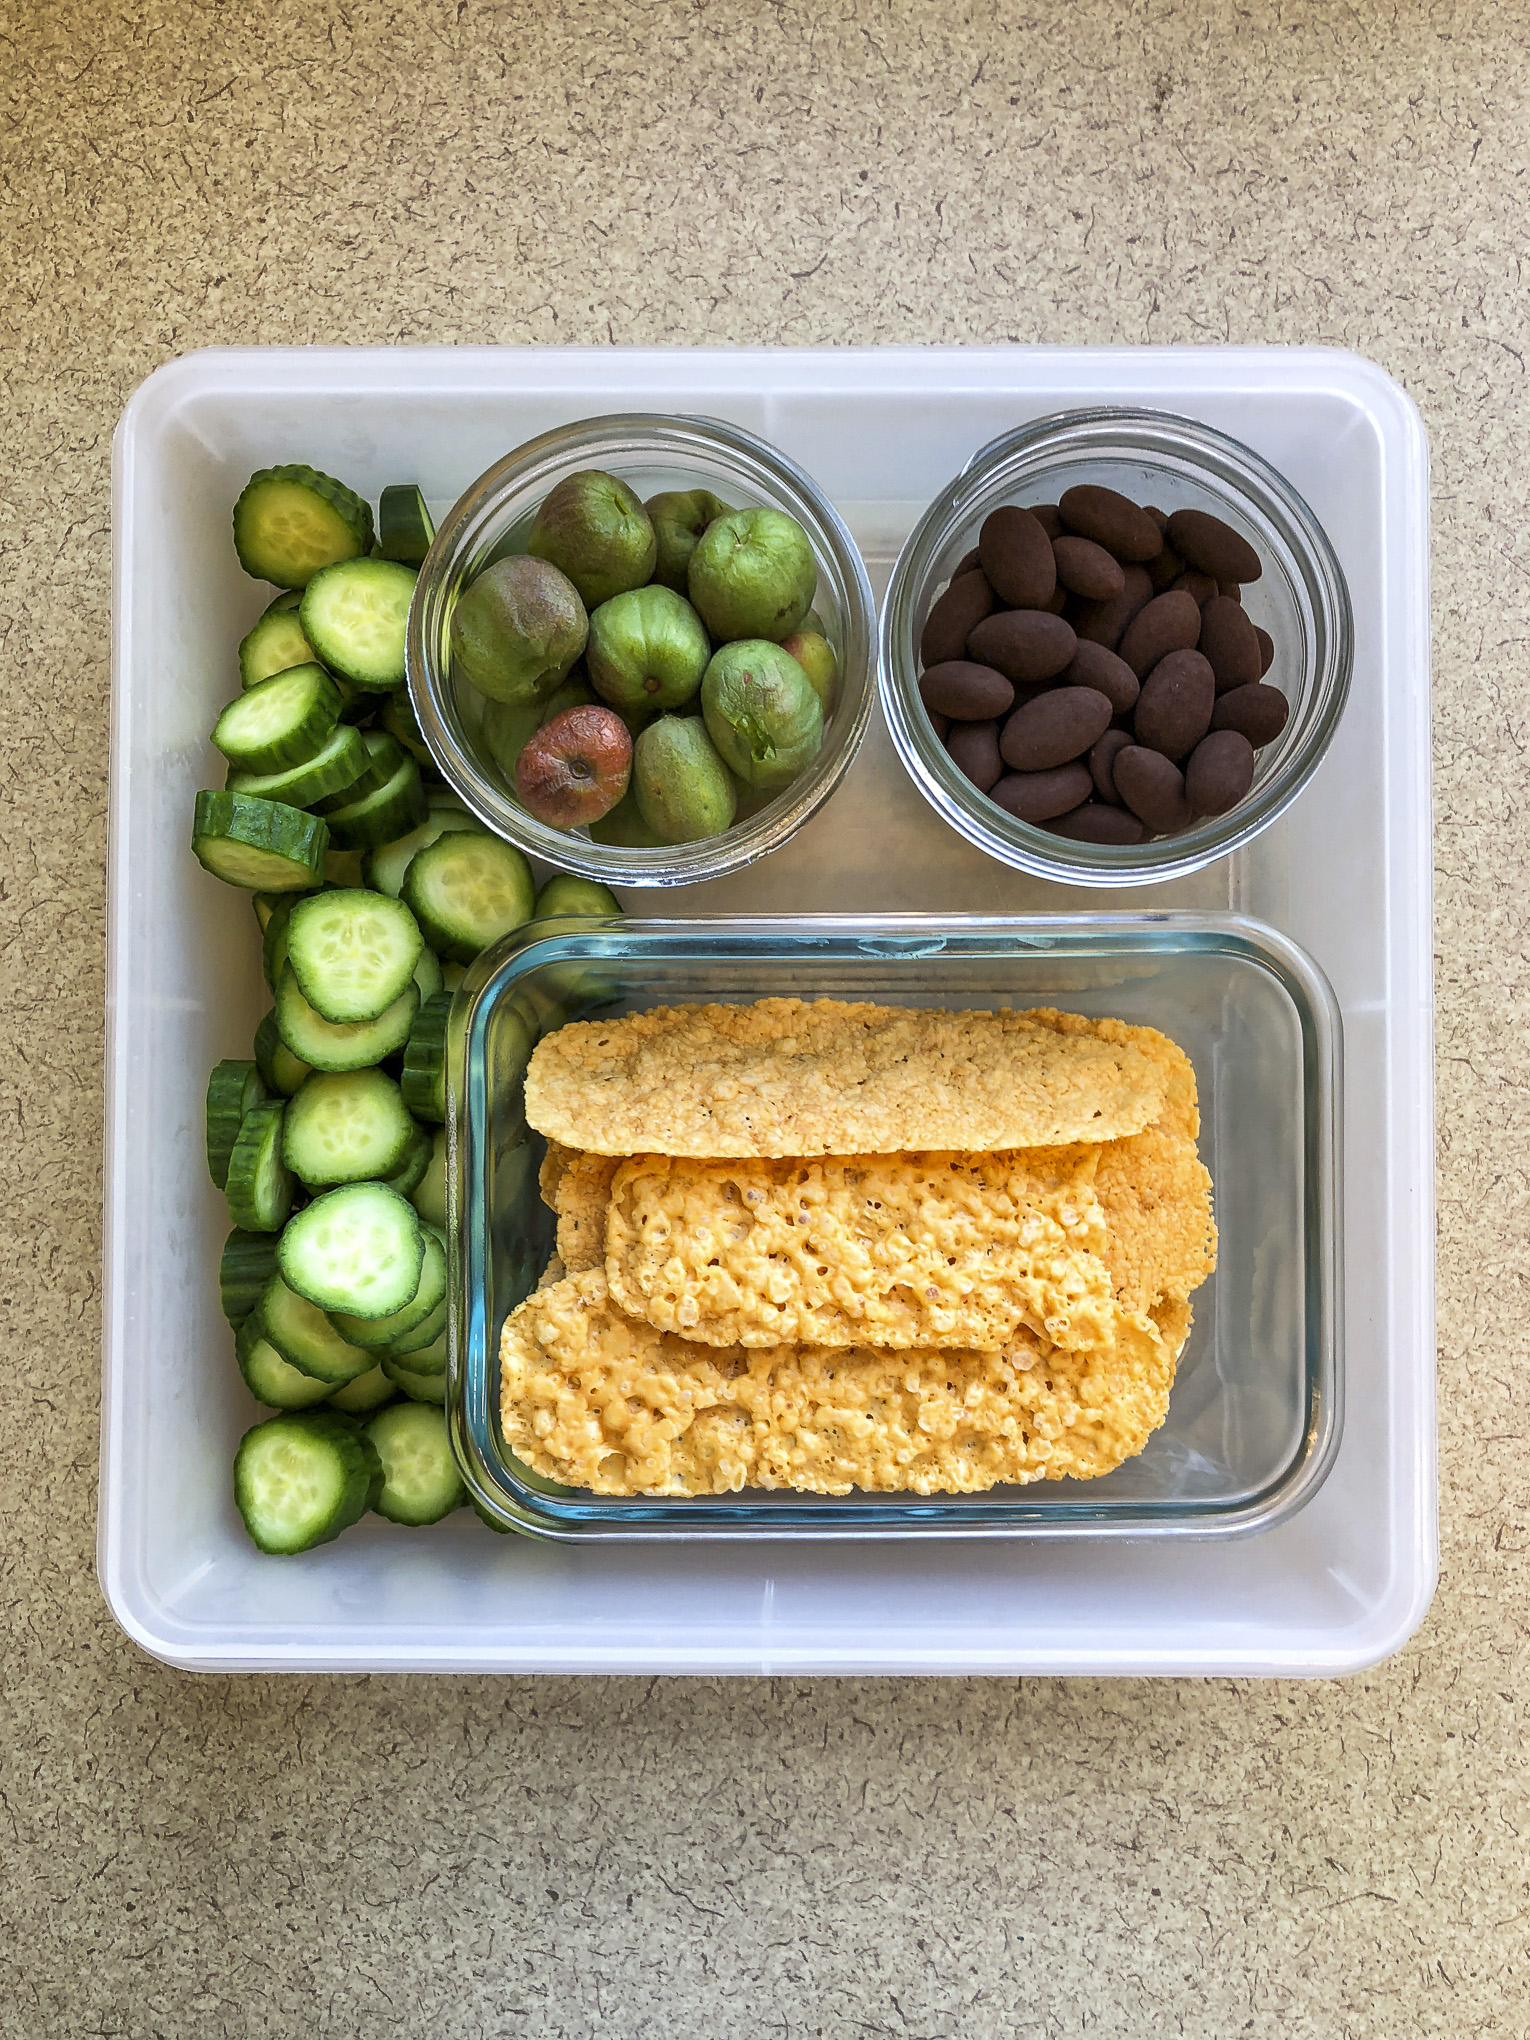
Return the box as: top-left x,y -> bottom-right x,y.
601,1147 -> 1116,1352
523,999 -> 1166,1159
500,1270 -> 1175,1498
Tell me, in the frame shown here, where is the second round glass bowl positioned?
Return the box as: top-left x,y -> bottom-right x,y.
880,408 -> 1355,887
407,413 -> 877,887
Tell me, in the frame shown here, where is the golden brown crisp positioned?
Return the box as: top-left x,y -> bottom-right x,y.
551,1151 -> 620,1273
499,1270 -> 1174,1498
1093,1126 -> 1217,1315
523,999 -> 1166,1159
538,1140 -> 576,1211
602,1147 -> 1115,1352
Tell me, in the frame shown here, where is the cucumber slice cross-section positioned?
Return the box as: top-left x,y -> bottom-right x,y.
282,1069 -> 417,1188
224,1098 -> 295,1233
232,465 -> 373,590
330,1225 -> 446,1349
364,1402 -> 465,1524
274,965 -> 419,1074
300,557 -> 417,689
213,663 -> 342,773
233,1410 -> 383,1554
205,1058 -> 266,1189
286,889 -> 424,1024
277,1182 -> 425,1320
236,1318 -> 333,1410
256,1273 -> 376,1384
238,608 -> 319,689
402,832 -> 535,962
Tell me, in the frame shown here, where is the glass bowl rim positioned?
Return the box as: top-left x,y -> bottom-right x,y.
406,410 -> 878,887
878,405 -> 1355,888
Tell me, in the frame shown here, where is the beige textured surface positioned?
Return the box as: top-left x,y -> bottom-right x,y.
0,0 -> 1520,2032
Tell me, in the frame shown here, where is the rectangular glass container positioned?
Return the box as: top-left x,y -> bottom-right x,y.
450,912 -> 1341,1539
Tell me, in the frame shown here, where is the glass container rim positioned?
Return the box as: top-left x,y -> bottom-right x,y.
447,909 -> 1344,1542
879,406 -> 1355,888
406,411 -> 877,887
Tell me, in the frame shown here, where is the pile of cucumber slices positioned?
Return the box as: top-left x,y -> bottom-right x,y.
197,462 -> 618,1554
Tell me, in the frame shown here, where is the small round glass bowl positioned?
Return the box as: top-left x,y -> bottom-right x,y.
407,414 -> 876,887
880,408 -> 1354,887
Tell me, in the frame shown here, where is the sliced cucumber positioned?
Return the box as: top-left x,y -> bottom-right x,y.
413,947 -> 444,1003
233,465 -> 373,590
411,1126 -> 448,1229
227,724 -> 370,811
282,1069 -> 416,1188
402,832 -> 534,963
236,1318 -> 333,1410
389,1302 -> 448,1365
233,1410 -> 383,1554
192,790 -> 328,893
326,1364 -> 397,1415
278,1182 -> 425,1319
361,803 -> 480,899
254,1008 -> 314,1097
213,663 -> 341,773
364,1402 -> 464,1524
534,874 -> 621,919
400,990 -> 451,1124
441,960 -> 467,992
252,891 -> 283,935
261,891 -> 297,991
300,557 -> 417,689
220,1228 -> 281,1325
257,1272 -> 376,1384
205,1059 -> 266,1190
381,1354 -> 447,1404
378,484 -> 436,568
225,1098 -> 294,1233
382,1123 -> 433,1199
264,588 -> 304,615
239,608 -> 319,689
330,1225 -> 445,1349
286,888 -> 423,1024
324,847 -> 366,887
379,692 -> 432,766
322,750 -> 428,851
275,964 -> 419,1074
313,731 -> 401,814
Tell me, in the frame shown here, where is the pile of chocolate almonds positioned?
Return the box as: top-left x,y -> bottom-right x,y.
917,485 -> 1291,843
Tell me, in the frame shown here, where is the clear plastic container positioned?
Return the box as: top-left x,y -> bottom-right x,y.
450,913 -> 1342,1540
408,413 -> 877,886
881,408 -> 1354,886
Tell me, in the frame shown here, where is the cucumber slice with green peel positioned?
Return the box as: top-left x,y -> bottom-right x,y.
282,1068 -> 417,1188
379,692 -> 432,766
257,1272 -> 376,1384
411,1126 -> 448,1229
337,686 -> 396,727
278,1182 -> 425,1320
286,888 -> 424,1023
254,1008 -> 314,1096
206,1058 -> 267,1189
261,892 -> 296,991
413,946 -> 444,1003
381,1354 -> 447,1404
227,724 -> 370,811
534,874 -> 622,919
388,1301 -> 448,1365
378,484 -> 436,567
192,790 -> 328,893
300,557 -> 417,689
382,1122 -> 433,1199
275,964 -> 419,1074
364,1402 -> 463,1524
361,804 -> 481,899
239,607 -> 319,688
233,465 -> 373,590
224,1098 -> 294,1233
400,989 -> 451,1124
313,730 -> 401,814
214,663 -> 342,773
220,1228 -> 281,1326
264,588 -> 304,616
236,1318 -> 333,1410
322,751 -> 428,851
326,1364 -> 396,1415
329,1224 -> 445,1348
252,891 -> 283,935
233,1410 -> 383,1554
402,832 -> 535,963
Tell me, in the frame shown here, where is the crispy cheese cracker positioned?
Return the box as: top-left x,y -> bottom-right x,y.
602,1147 -> 1116,1351
500,1270 -> 1175,1498
524,999 -> 1166,1159
1093,1127 -> 1216,1315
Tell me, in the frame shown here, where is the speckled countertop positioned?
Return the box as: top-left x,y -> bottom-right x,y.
2,1 -> 1524,2032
